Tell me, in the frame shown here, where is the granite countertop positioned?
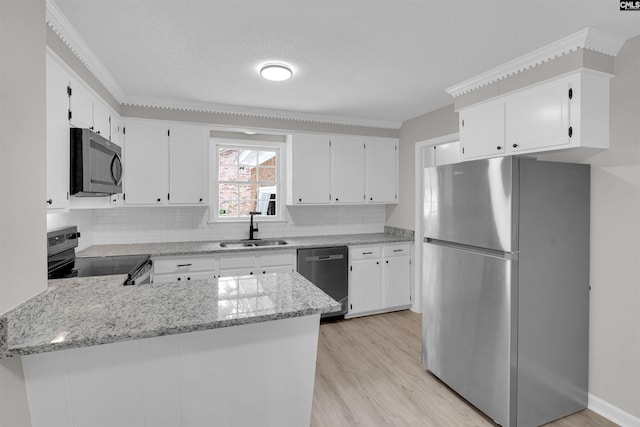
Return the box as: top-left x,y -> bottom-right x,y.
0,272 -> 340,358
77,233 -> 413,258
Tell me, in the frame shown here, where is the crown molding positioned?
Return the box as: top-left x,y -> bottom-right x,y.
46,0 -> 126,102
122,97 -> 402,130
45,0 -> 400,130
446,27 -> 626,98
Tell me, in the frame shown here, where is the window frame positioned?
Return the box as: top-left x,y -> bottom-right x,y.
210,138 -> 286,223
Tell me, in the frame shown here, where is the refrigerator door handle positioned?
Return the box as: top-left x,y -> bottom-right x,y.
424,237 -> 518,260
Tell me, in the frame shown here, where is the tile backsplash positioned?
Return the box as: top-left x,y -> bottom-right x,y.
47,205 -> 386,250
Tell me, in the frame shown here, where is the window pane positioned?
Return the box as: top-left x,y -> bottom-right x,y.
219,183 -> 238,201
238,200 -> 258,216
257,185 -> 277,215
214,143 -> 280,220
238,149 -> 258,167
257,167 -> 276,182
219,200 -> 238,217
237,165 -> 254,182
218,148 -> 239,165
237,184 -> 256,201
219,165 -> 238,181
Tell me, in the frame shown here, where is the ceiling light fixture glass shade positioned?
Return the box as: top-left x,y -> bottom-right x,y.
260,63 -> 293,81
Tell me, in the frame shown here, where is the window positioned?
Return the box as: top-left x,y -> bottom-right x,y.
212,139 -> 283,221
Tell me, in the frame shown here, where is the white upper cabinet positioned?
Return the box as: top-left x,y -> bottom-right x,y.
124,120 -> 210,206
506,78 -> 570,153
46,55 -> 71,210
506,72 -> 609,154
287,133 -> 331,204
331,136 -> 365,204
459,71 -> 610,161
433,141 -> 461,166
68,75 -> 94,130
459,100 -> 505,160
365,138 -> 398,203
92,99 -> 112,140
168,124 -> 209,205
287,133 -> 399,205
123,120 -> 168,205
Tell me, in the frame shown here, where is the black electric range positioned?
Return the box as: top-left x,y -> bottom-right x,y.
47,226 -> 152,285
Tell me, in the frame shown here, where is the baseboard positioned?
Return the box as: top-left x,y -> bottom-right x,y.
589,393 -> 640,427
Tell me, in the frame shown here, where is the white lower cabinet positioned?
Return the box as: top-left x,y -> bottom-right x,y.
347,243 -> 412,318
382,244 -> 412,308
152,255 -> 218,283
219,250 -> 296,277
349,256 -> 382,316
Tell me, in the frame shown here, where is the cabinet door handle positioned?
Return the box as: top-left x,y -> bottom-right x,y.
298,198 -> 302,202
186,277 -> 191,281
157,198 -> 161,202
199,198 -> 203,202
177,277 -> 182,281
386,260 -> 389,264
512,143 -> 518,148
177,263 -> 192,267
497,146 -> 503,150
46,199 -> 53,205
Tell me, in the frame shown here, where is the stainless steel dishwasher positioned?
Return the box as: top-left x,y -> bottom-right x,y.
297,246 -> 348,319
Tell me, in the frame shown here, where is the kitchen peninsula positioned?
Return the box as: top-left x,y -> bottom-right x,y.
1,272 -> 339,427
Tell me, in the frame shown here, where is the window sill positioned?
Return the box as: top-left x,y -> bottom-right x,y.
207,218 -> 288,225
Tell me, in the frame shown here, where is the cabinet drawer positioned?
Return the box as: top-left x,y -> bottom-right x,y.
219,254 -> 256,270
258,251 -> 295,267
350,246 -> 381,260
383,244 -> 411,258
153,256 -> 217,274
182,271 -> 216,282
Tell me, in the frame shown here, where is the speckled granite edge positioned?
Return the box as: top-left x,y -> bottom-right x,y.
2,272 -> 340,359
384,226 -> 415,239
6,309 -> 335,358
77,233 -> 413,258
0,317 -> 8,359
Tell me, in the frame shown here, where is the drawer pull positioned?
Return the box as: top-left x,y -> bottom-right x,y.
362,251 -> 373,255
393,249 -> 404,252
177,263 -> 192,267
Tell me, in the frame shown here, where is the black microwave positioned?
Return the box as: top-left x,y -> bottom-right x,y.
70,128 -> 123,196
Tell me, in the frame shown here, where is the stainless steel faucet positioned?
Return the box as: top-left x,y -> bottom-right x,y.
248,211 -> 261,240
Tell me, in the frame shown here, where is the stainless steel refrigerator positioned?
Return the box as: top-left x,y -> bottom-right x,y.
422,157 -> 589,427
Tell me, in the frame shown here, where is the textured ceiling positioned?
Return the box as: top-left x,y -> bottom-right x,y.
52,0 -> 640,126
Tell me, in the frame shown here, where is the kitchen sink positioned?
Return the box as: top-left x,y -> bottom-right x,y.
254,239 -> 288,247
219,239 -> 288,248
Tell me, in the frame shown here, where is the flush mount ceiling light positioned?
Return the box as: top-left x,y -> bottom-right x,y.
260,63 -> 293,81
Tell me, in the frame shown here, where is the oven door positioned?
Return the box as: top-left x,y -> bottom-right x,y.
124,259 -> 153,286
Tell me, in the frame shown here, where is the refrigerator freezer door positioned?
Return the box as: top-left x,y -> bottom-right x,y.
424,157 -> 516,252
422,241 -> 516,427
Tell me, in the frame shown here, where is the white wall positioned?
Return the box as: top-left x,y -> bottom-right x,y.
387,105 -> 458,231
536,35 -> 640,420
397,36 -> 640,421
47,205 -> 386,249
0,0 -> 46,425
582,35 -> 640,420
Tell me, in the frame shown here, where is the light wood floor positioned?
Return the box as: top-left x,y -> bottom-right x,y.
311,310 -> 615,427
